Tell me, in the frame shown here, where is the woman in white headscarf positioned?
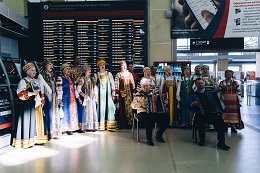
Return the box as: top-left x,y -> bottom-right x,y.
13,62 -> 47,148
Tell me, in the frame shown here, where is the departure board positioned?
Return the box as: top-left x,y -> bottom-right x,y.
110,19 -> 145,73
76,19 -> 110,71
133,20 -> 145,62
43,19 -> 75,72
37,1 -> 147,76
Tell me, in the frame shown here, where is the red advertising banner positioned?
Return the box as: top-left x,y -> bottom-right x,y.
172,0 -> 260,38
250,71 -> 256,80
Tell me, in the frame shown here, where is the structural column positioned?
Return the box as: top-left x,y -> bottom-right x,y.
216,59 -> 228,80
149,0 -> 172,66
256,53 -> 260,78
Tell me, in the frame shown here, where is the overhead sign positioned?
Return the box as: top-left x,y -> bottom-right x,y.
190,38 -> 244,50
171,0 -> 260,38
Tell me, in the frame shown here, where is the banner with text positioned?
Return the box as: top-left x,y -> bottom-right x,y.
171,0 -> 260,38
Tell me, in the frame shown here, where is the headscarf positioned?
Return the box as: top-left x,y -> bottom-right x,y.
119,61 -> 126,66
140,78 -> 150,85
61,63 -> 71,72
83,63 -> 91,71
42,59 -> 53,68
143,67 -> 150,73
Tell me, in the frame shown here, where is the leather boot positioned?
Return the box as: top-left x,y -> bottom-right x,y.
217,141 -> 230,150
231,127 -> 237,133
198,139 -> 205,146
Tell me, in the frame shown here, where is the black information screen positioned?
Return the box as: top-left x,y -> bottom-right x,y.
190,38 -> 244,51
38,1 -> 147,76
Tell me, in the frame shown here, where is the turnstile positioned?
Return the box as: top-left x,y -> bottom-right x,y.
0,57 -> 21,148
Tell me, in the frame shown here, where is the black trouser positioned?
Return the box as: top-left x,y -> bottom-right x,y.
137,112 -> 170,141
196,113 -> 226,143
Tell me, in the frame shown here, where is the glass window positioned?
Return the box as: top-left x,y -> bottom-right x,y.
201,53 -> 217,56
177,39 -> 190,50
177,39 -> 189,46
207,64 -> 214,72
242,64 -> 256,72
228,66 -> 240,72
0,65 -> 7,85
228,52 -> 242,55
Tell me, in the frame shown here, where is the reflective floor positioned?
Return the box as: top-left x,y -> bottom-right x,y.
0,97 -> 260,173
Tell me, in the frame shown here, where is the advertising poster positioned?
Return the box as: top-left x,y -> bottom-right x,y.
250,71 -> 256,80
172,0 -> 260,38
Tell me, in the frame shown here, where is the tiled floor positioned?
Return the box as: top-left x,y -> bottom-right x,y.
0,97 -> 260,173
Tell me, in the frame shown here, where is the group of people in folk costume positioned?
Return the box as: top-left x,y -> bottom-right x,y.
12,57 -> 243,149
177,65 -> 243,131
13,57 -> 137,148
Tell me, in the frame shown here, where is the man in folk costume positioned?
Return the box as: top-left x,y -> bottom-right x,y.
219,70 -> 244,132
115,61 -> 136,129
192,65 -> 217,130
70,55 -> 83,81
39,59 -> 63,140
13,62 -> 47,148
131,78 -> 170,146
202,65 -> 217,91
59,63 -> 79,135
192,65 -> 217,92
177,66 -> 194,128
94,59 -> 117,131
191,65 -> 202,81
188,78 -> 230,150
151,65 -> 164,94
127,61 -> 140,89
162,66 -> 178,127
137,67 -> 159,94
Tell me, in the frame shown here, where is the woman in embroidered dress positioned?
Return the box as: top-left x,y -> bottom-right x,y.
137,67 -> 159,94
76,64 -> 98,132
162,66 -> 178,127
94,59 -> 116,131
219,70 -> 244,133
59,63 -> 79,135
176,66 -> 194,128
115,61 -> 135,129
13,62 -> 47,148
39,59 -> 62,140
